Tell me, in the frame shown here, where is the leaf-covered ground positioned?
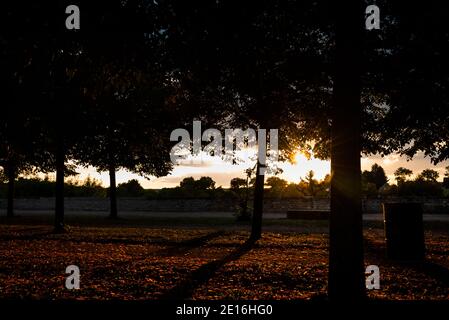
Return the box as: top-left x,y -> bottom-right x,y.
0,222 -> 447,300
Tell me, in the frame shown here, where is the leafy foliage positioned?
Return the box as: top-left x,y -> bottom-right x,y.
362,164 -> 388,190
394,167 -> 414,184
116,179 -> 145,198
0,176 -> 105,198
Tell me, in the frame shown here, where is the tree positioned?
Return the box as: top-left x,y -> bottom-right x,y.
197,177 -> 216,190
117,179 -> 144,197
266,177 -> 288,190
180,177 -> 216,191
443,166 -> 449,188
396,180 -> 443,197
41,31 -> 85,233
417,169 -> 439,182
2,0 -> 178,227
265,176 -> 288,198
230,178 -> 246,190
0,13 -> 57,217
78,55 -> 173,218
263,176 -> 284,198
362,163 -> 388,190
231,168 -> 254,221
160,0 -> 333,240
327,0 -> 449,299
0,91 -> 38,218
369,2 -> 449,169
303,170 -> 318,197
320,174 -> 331,194
394,167 -> 413,185
2,2 -> 84,231
179,177 -> 196,190
328,0 -> 365,301
73,0 -> 176,219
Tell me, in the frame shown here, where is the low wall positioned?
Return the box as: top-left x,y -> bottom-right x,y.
1,197 -> 449,214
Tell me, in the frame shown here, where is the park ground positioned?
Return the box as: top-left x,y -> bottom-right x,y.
0,214 -> 448,300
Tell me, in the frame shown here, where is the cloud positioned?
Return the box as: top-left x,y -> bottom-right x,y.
382,154 -> 400,165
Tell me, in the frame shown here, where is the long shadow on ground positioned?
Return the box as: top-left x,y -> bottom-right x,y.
156,230 -> 227,257
0,227 -> 227,248
0,230 -> 54,241
160,238 -> 257,299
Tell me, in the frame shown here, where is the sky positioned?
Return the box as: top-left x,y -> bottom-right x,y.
65,151 -> 449,189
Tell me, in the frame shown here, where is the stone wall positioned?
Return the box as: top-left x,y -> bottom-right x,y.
1,197 -> 449,214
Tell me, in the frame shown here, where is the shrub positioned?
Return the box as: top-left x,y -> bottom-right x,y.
116,179 -> 144,197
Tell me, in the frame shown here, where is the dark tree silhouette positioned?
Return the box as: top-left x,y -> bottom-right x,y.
328,0 -> 365,301
417,169 -> 439,182
69,0 -> 175,218
0,23 -> 56,218
160,1 -> 333,240
49,32 -> 85,233
2,3 -> 79,231
394,167 -> 413,184
117,180 -> 144,197
367,1 -> 449,163
362,164 -> 388,190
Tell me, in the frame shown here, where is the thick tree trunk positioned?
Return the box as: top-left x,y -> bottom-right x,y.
6,160 -> 15,218
328,1 -> 365,301
54,138 -> 65,233
109,164 -> 118,219
250,161 -> 265,240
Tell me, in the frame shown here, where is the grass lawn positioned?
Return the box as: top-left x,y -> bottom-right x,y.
0,216 -> 447,300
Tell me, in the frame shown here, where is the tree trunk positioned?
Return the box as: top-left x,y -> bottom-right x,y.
250,161 -> 265,240
54,138 -> 65,233
328,1 -> 365,301
109,164 -> 118,219
6,159 -> 15,218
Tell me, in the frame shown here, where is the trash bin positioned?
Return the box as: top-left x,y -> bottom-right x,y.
382,202 -> 425,261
